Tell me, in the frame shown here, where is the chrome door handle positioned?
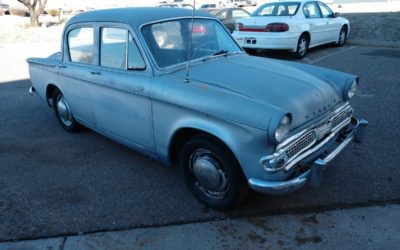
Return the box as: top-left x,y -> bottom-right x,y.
90,71 -> 101,75
57,64 -> 66,68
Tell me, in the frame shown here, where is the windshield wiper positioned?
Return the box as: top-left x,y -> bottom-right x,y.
212,50 -> 229,56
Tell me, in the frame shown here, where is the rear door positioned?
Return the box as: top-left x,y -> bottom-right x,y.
60,25 -> 97,126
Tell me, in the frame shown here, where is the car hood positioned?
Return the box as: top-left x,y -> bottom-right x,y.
170,54 -> 348,129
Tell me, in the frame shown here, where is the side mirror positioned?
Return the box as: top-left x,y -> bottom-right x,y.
334,12 -> 340,17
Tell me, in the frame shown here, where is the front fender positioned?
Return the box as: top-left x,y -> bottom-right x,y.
152,100 -> 274,180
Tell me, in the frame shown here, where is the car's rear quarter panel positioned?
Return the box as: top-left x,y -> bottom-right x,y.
27,57 -> 60,101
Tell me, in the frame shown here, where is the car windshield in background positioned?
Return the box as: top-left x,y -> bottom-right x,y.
141,18 -> 242,68
252,2 -> 300,16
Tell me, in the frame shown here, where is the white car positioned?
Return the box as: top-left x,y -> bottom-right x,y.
232,0 -> 350,58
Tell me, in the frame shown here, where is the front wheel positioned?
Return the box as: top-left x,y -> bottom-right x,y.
179,135 -> 248,210
293,34 -> 309,59
52,89 -> 80,132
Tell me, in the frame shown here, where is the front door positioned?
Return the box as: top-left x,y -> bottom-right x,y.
91,26 -> 154,151
318,1 -> 341,42
303,1 -> 325,46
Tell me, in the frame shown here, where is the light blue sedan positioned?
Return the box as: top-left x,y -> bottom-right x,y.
27,8 -> 367,209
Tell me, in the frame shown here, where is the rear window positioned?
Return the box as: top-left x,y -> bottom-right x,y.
68,27 -> 94,64
252,2 -> 300,16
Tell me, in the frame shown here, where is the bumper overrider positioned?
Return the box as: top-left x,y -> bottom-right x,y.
249,103 -> 368,195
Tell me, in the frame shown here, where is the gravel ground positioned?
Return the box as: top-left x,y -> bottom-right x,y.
343,12 -> 400,43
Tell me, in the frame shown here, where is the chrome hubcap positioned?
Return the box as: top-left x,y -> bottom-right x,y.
56,95 -> 73,126
190,149 -> 229,199
298,38 -> 307,55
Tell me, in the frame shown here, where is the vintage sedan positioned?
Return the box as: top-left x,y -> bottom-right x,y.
27,8 -> 366,209
232,0 -> 350,58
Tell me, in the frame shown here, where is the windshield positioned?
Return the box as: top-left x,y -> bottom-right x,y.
252,2 -> 300,16
141,18 -> 242,68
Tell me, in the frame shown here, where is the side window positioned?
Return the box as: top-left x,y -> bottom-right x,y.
128,35 -> 146,70
303,2 -> 322,18
318,2 -> 334,18
260,5 -> 275,16
232,10 -> 249,18
68,27 -> 94,64
101,27 -> 145,70
217,10 -> 228,19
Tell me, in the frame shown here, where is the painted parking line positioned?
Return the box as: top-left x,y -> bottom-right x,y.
304,46 -> 357,65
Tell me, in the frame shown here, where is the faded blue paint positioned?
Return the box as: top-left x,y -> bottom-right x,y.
27,8 -> 364,196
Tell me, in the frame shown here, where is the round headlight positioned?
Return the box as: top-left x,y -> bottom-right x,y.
275,116 -> 291,143
347,80 -> 358,99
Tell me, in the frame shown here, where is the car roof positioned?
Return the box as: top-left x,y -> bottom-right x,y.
67,7 -> 213,28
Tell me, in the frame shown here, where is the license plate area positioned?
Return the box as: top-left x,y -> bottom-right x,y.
245,37 -> 257,45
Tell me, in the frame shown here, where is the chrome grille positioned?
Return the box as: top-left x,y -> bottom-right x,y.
331,108 -> 349,129
282,104 -> 352,161
285,130 -> 316,159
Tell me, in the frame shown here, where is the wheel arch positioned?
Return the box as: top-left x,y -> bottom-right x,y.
300,31 -> 311,44
168,127 -> 240,166
45,83 -> 60,107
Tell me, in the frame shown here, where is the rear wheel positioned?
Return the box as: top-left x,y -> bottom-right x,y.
293,34 -> 309,59
179,135 -> 248,210
52,89 -> 79,132
336,27 -> 347,47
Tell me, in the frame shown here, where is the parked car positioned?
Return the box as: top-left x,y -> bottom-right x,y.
209,7 -> 250,33
225,0 -> 247,7
198,3 -> 218,11
27,7 -> 367,209
246,0 -> 258,6
0,3 -> 10,15
232,0 -> 349,58
158,3 -> 194,9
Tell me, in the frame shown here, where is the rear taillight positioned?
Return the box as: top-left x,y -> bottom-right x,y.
265,23 -> 289,32
235,23 -> 243,31
239,23 -> 289,32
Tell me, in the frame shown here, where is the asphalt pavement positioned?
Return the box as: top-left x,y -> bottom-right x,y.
1,205 -> 399,249
0,45 -> 399,243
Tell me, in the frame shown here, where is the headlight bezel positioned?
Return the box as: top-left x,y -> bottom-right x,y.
344,78 -> 358,100
272,114 -> 292,144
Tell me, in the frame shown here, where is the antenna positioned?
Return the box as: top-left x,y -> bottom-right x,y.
184,0 -> 196,83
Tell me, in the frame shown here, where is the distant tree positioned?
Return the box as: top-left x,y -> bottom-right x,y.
17,0 -> 47,26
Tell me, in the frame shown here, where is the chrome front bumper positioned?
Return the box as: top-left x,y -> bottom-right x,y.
248,117 -> 368,195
